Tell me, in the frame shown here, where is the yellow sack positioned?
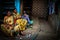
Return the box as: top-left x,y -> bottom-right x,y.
16,19 -> 27,31
14,25 -> 20,32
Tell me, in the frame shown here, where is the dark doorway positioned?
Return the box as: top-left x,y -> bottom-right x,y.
23,0 -> 48,20
23,0 -> 32,20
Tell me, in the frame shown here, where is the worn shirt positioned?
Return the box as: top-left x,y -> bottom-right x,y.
4,16 -> 14,25
13,13 -> 19,19
22,15 -> 30,24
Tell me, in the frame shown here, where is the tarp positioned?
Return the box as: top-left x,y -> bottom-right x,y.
15,0 -> 20,14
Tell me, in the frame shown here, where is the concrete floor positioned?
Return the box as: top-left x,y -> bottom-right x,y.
0,17 -> 57,40
35,19 -> 57,40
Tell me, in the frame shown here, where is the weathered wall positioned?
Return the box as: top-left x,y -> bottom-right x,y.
48,14 -> 59,32
48,0 -> 59,33
32,0 -> 48,18
57,3 -> 60,37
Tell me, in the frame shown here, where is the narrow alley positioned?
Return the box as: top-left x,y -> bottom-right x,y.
0,0 -> 60,40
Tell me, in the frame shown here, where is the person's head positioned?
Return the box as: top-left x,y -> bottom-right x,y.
7,11 -> 11,16
24,13 -> 27,16
24,11 -> 26,14
23,11 -> 27,16
13,8 -> 17,13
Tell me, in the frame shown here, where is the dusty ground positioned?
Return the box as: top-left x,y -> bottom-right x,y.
20,18 -> 57,40
0,17 -> 57,40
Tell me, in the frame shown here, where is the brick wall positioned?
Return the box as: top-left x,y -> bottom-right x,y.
32,0 -> 48,18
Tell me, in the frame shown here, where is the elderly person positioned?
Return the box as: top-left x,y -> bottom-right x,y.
4,11 -> 13,29
22,11 -> 33,28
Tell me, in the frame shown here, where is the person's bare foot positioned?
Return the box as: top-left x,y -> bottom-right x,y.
21,31 -> 26,36
17,34 -> 20,37
20,37 -> 22,39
